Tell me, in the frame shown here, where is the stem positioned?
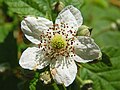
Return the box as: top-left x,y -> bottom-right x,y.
77,63 -> 82,68
62,84 -> 67,90
56,0 -> 59,2
76,75 -> 84,85
52,83 -> 59,90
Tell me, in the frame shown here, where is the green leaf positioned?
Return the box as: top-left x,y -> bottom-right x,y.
29,72 -> 39,90
81,0 -> 120,35
52,83 -> 60,90
5,0 -> 47,17
80,49 -> 120,90
94,31 -> 120,48
0,31 -> 18,68
62,0 -> 84,9
102,46 -> 120,58
92,0 -> 109,8
0,23 -> 13,43
79,2 -> 120,89
100,52 -> 112,67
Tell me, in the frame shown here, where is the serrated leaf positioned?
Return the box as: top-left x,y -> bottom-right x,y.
102,46 -> 120,58
62,0 -> 84,9
29,72 -> 39,90
5,0 -> 47,17
80,49 -> 120,90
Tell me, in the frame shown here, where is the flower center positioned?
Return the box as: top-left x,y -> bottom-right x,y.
51,34 -> 67,49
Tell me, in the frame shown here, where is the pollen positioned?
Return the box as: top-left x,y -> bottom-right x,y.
51,34 -> 67,49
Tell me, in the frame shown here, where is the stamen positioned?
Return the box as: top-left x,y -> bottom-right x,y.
38,22 -> 76,61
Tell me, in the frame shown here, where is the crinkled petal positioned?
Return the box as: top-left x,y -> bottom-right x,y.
21,16 -> 53,44
50,57 -> 77,87
55,6 -> 79,32
74,36 -> 102,61
57,5 -> 83,27
19,47 -> 49,70
73,54 -> 93,63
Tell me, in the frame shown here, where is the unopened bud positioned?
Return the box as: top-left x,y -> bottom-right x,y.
81,80 -> 93,90
83,80 -> 93,85
111,22 -> 117,30
52,1 -> 65,12
111,19 -> 120,31
116,19 -> 120,25
77,25 -> 92,36
40,71 -> 51,84
0,63 -> 10,73
116,19 -> 120,30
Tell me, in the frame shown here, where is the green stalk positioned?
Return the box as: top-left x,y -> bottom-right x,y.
52,83 -> 60,90
62,84 -> 67,90
76,75 -> 84,85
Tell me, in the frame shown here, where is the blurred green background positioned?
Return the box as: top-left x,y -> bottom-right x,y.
0,0 -> 120,90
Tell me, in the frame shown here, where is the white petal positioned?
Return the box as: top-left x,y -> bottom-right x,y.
56,5 -> 83,29
73,54 -> 93,63
19,47 -> 49,70
21,16 -> 53,44
74,36 -> 102,61
24,34 -> 40,44
50,57 -> 77,87
58,5 -> 83,27
55,7 -> 78,32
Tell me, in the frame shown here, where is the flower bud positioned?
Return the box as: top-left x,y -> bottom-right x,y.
52,1 -> 65,12
83,79 -> 93,85
116,19 -> 120,30
40,71 -> 51,84
111,19 -> 120,31
117,19 -> 120,24
81,80 -> 93,90
111,22 -> 117,30
77,25 -> 92,36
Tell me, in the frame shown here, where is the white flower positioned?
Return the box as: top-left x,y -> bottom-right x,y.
19,5 -> 101,87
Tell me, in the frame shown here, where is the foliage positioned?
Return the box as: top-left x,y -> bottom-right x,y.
0,0 -> 120,90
